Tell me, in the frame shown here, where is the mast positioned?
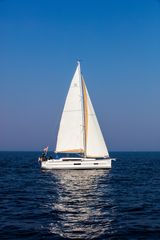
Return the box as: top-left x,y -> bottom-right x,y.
77,61 -> 86,156
78,61 -> 88,157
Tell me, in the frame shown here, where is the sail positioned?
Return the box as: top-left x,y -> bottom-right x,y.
82,80 -> 109,158
55,62 -> 85,153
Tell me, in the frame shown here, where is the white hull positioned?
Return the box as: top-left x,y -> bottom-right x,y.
40,157 -> 112,170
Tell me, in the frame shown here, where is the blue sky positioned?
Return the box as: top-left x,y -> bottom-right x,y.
0,0 -> 160,151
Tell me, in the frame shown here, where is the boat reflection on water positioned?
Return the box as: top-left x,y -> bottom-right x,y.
46,169 -> 115,239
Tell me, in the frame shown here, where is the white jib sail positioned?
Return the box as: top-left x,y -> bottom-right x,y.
83,80 -> 109,158
55,62 -> 85,153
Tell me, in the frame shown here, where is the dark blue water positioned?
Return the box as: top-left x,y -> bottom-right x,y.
0,152 -> 160,240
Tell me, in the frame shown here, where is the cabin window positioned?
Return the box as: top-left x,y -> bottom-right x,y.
74,163 -> 81,165
94,163 -> 99,165
62,159 -> 81,161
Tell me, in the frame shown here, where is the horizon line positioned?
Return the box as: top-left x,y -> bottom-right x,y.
0,150 -> 160,153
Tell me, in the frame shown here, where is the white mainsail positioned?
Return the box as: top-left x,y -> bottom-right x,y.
55,62 -> 84,153
56,62 -> 109,158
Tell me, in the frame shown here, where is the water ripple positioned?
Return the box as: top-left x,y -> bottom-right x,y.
1,152 -> 160,239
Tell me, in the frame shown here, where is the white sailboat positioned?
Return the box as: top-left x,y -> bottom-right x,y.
39,62 -> 113,169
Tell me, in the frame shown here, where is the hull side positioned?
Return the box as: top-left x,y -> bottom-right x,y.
40,158 -> 112,170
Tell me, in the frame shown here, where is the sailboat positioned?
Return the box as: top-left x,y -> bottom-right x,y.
39,61 -> 113,169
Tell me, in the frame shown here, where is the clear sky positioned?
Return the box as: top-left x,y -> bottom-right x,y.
0,0 -> 160,151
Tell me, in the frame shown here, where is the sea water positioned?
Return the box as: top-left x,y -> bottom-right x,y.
0,152 -> 160,240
